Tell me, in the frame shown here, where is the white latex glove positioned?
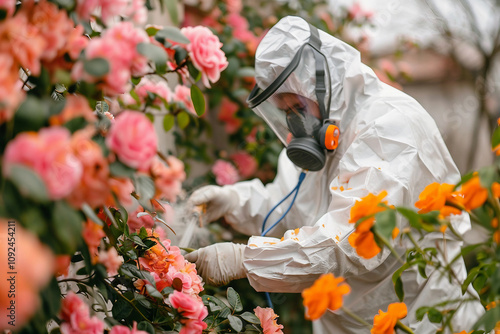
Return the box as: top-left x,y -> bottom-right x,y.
187,185 -> 239,225
185,243 -> 246,286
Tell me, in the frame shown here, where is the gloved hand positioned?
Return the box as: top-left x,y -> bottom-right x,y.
185,243 -> 246,286
187,185 -> 239,225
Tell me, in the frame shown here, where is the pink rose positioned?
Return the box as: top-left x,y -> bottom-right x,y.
60,292 -> 87,322
225,0 -> 242,13
169,290 -> 208,333
173,85 -> 196,115
218,97 -> 242,134
60,309 -> 104,334
181,26 -> 228,88
82,220 -> 106,263
109,322 -> 149,334
0,0 -> 16,17
135,77 -> 173,107
3,127 -> 83,200
230,151 -> 257,179
106,110 -> 158,170
212,159 -> 240,186
98,247 -> 123,276
254,307 -> 284,334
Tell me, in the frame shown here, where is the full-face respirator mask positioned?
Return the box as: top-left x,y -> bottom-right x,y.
247,24 -> 339,171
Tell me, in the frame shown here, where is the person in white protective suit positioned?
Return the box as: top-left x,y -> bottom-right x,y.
186,16 -> 484,333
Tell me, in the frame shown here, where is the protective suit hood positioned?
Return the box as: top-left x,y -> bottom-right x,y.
254,15 -> 376,132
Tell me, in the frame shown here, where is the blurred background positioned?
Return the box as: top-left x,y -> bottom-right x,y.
147,0 -> 500,332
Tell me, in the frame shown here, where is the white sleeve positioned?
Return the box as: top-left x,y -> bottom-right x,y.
242,109 -> 470,293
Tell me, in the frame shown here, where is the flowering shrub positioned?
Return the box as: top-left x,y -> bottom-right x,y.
299,120 -> 500,332
0,1 -> 276,333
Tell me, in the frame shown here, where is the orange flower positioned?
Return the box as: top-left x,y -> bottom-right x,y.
302,273 -> 351,320
493,182 -> 500,197
457,175 -> 488,211
349,191 -> 388,224
348,219 -> 381,259
371,302 -> 407,334
415,183 -> 463,218
454,331 -> 472,334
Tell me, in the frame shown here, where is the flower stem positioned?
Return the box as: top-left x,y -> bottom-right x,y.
396,320 -> 414,334
377,233 -> 405,265
340,306 -> 372,328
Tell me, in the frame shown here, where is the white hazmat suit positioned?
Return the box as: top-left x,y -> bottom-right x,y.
187,16 -> 484,333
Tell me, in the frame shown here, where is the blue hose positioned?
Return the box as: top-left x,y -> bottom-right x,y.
260,171 -> 307,308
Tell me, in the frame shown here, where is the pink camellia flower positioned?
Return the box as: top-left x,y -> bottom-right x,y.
230,151 -> 257,179
168,290 -> 208,334
212,159 -> 240,186
218,97 -> 242,134
135,77 -> 173,107
98,247 -> 123,276
254,307 -> 284,334
151,156 -> 186,203
109,322 -> 149,334
2,127 -> 83,199
166,261 -> 204,295
0,0 -> 16,17
106,110 -> 158,170
127,206 -> 155,233
180,26 -> 228,88
82,219 -> 106,263
50,94 -> 97,126
60,292 -> 104,334
173,85 -> 196,115
0,219 -> 55,329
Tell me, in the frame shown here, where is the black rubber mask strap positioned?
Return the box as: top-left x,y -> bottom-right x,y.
308,25 -> 328,119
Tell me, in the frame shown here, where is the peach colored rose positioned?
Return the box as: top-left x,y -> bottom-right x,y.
254,307 -> 284,334
60,292 -> 104,334
180,26 -> 228,88
0,54 -> 24,124
55,255 -> 72,277
230,151 -> 257,179
168,290 -> 208,333
173,85 -> 196,115
98,247 -> 123,276
218,97 -> 242,134
3,127 -> 83,199
108,177 -> 135,208
82,219 -> 106,263
106,110 -> 158,170
50,94 -> 97,126
135,77 -> 173,107
151,156 -> 186,202
212,159 -> 240,185
0,220 -> 55,329
67,129 -> 111,209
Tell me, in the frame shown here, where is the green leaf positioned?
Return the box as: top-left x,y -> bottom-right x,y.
187,62 -> 200,81
392,263 -> 411,302
137,43 -> 167,74
112,299 -> 133,320
227,287 -> 243,312
13,96 -> 50,133
173,45 -> 188,65
462,266 -> 480,295
145,284 -> 163,300
228,314 -> 243,332
156,26 -> 190,44
373,209 -> 397,242
492,125 -> 500,150
52,201 -> 83,254
137,321 -> 155,334
109,161 -> 136,178
83,58 -> 110,77
134,175 -> 155,210
8,165 -> 49,202
240,312 -> 261,324
427,308 -> 443,323
145,26 -> 161,36
165,0 -> 179,26
163,114 -> 175,131
51,0 -> 75,9
177,111 -> 190,129
478,165 -> 497,188
190,85 -> 205,116
81,203 -> 103,225
145,113 -> 154,123
237,67 -> 255,78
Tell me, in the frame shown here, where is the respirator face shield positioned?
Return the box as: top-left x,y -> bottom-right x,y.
248,38 -> 335,171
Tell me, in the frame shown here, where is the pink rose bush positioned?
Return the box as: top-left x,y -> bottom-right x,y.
212,159 -> 240,185
0,1 -> 280,333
